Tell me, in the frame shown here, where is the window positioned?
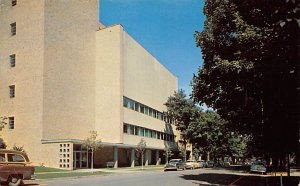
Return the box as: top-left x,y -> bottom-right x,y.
129,125 -> 134,135
10,22 -> 16,36
134,102 -> 140,112
0,153 -> 5,162
9,85 -> 15,98
139,128 -> 144,136
140,105 -> 144,113
134,126 -> 139,135
8,117 -> 14,129
123,124 -> 128,134
10,54 -> 16,67
12,0 -> 17,6
8,154 -> 25,162
144,107 -> 149,115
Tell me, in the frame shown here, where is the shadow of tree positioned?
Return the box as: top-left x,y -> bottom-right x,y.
180,173 -> 300,186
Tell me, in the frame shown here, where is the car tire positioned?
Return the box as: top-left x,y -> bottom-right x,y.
8,175 -> 23,186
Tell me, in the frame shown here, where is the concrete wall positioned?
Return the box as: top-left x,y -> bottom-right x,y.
121,27 -> 179,148
0,0 -> 45,164
95,25 -> 123,143
42,0 -> 99,140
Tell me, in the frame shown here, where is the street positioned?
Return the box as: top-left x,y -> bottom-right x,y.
25,168 -> 300,186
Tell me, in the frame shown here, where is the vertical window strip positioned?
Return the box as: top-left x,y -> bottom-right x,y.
9,85 -> 15,98
12,0 -> 17,6
8,117 -> 14,129
10,22 -> 16,36
10,54 -> 16,67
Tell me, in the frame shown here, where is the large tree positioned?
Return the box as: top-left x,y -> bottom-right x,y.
192,0 -> 299,168
165,90 -> 200,161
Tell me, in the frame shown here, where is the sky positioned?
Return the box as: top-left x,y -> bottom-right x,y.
100,0 -> 205,96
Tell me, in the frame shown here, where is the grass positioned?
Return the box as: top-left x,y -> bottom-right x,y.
35,166 -> 70,173
34,166 -> 110,179
35,171 -> 110,179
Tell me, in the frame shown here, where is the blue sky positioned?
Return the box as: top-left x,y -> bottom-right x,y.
100,0 -> 205,96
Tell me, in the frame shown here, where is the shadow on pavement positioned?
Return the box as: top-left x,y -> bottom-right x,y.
180,173 -> 300,186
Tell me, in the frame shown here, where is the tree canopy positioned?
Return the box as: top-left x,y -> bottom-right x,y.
192,0 -> 299,162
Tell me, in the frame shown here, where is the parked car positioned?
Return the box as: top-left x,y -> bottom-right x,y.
164,159 -> 186,171
206,160 -> 215,168
250,161 -> 267,174
186,160 -> 199,169
197,160 -> 206,168
0,149 -> 35,186
224,161 -> 231,167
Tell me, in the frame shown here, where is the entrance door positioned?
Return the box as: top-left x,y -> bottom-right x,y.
73,151 -> 88,169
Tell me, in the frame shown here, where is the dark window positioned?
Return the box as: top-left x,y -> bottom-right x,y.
8,154 -> 25,162
8,117 -> 14,129
134,126 -> 139,135
134,102 -> 139,112
12,0 -> 17,6
10,54 -> 16,67
10,22 -> 16,36
9,85 -> 15,98
0,153 -> 5,162
123,124 -> 128,134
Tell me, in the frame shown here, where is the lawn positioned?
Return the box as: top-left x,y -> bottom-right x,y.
34,166 -> 110,179
35,166 -> 70,173
35,171 -> 110,179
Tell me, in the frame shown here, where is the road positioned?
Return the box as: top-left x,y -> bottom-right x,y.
25,168 -> 300,186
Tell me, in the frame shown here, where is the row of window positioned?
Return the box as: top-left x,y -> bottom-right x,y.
123,97 -> 174,124
5,1 -> 17,131
123,123 -> 176,142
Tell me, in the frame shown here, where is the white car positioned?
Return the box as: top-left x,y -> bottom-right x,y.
186,160 -> 199,169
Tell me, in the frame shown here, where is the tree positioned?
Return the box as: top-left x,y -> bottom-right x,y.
136,138 -> 147,169
0,117 -> 7,149
165,90 -> 200,162
0,116 -> 7,131
189,111 -> 229,161
192,0 -> 299,174
163,147 -> 173,163
0,138 -> 6,149
12,145 -> 26,153
83,131 -> 102,172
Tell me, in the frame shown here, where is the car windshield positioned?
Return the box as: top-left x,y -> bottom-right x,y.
169,160 -> 179,163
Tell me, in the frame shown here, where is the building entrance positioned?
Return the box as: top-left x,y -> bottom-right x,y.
73,144 -> 89,169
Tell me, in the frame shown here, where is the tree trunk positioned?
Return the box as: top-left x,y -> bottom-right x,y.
91,150 -> 94,173
142,153 -> 144,170
207,151 -> 210,161
287,153 -> 290,177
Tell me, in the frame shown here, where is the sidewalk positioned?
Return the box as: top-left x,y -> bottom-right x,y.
73,165 -> 164,174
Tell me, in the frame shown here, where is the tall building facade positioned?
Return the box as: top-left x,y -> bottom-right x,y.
0,0 -> 178,169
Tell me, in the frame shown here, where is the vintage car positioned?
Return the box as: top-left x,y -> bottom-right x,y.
164,159 -> 186,171
186,159 -> 199,169
250,161 -> 267,174
0,149 -> 35,186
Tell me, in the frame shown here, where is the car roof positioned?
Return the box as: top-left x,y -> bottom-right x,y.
0,149 -> 30,161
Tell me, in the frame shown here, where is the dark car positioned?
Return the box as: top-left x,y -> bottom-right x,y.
0,149 -> 35,186
164,159 -> 186,171
206,160 -> 215,168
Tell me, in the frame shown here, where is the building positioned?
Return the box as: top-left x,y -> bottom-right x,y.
0,0 -> 178,169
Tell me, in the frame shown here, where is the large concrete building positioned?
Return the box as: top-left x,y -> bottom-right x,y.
0,0 -> 178,169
